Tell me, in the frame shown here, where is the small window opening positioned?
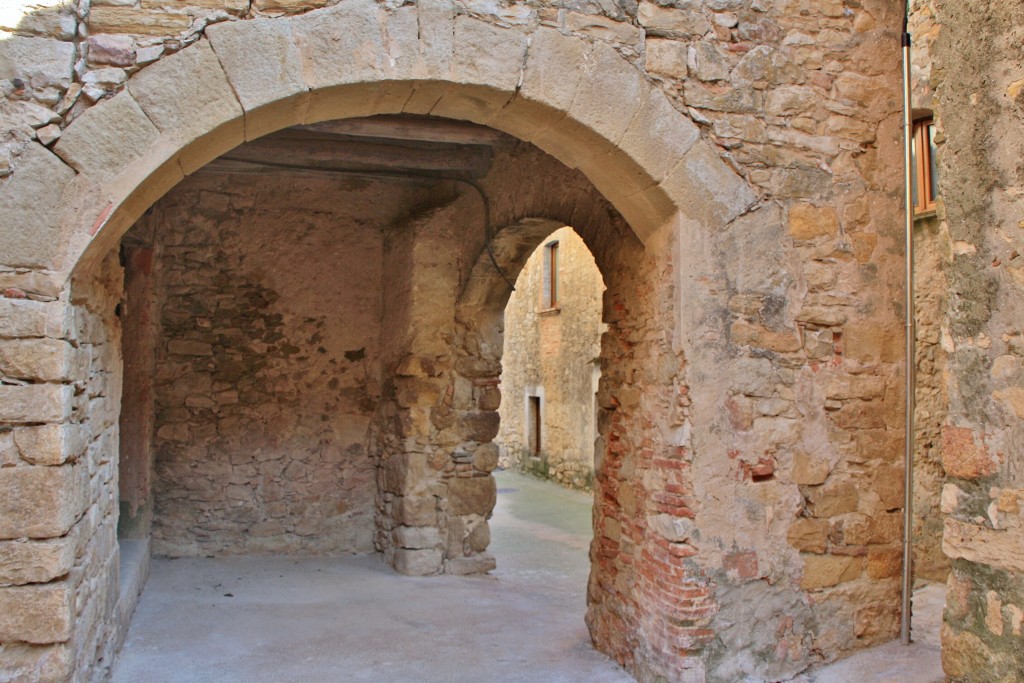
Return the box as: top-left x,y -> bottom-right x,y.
542,241 -> 559,309
911,118 -> 938,214
528,395 -> 542,456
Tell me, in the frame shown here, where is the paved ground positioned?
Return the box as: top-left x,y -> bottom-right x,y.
113,471 -> 945,682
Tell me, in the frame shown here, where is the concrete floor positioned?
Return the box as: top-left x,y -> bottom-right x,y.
112,471 -> 945,682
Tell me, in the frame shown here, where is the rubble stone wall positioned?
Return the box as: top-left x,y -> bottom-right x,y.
929,1 -> 1024,679
497,226 -> 606,491
908,0 -> 949,583
136,172 -> 405,556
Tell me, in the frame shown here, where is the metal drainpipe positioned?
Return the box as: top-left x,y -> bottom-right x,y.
900,2 -> 916,647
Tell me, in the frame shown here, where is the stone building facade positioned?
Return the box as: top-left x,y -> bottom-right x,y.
497,226 -> 605,490
0,0 -> 1020,681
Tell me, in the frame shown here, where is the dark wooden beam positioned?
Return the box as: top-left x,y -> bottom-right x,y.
296,114 -> 506,145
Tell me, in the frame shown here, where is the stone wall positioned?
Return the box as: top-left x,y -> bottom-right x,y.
0,254 -> 127,682
129,171 -> 425,556
908,0 -> 949,583
929,1 -> 1024,679
497,226 -> 606,491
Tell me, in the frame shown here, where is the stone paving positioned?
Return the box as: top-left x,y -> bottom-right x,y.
112,470 -> 945,682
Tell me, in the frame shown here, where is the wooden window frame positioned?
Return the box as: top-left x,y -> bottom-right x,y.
542,240 -> 559,310
912,118 -> 937,214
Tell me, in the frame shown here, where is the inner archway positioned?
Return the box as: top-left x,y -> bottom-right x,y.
109,112 -> 665,677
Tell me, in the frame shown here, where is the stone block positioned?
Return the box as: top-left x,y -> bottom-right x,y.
392,495 -> 436,527
448,476 -> 496,516
392,548 -> 443,576
292,0 -> 385,91
790,451 -> 830,485
646,38 -> 688,79
943,518 -> 1024,574
619,88 -> 700,185
0,535 -> 77,586
14,423 -> 88,466
788,203 -> 839,240
0,299 -> 72,340
0,143 -> 75,269
662,141 -> 757,229
0,338 -> 76,382
466,520 -> 490,552
394,526 -> 443,550
87,34 -> 136,67
799,554 -> 862,589
87,7 -> 191,36
0,384 -> 73,424
866,546 -> 901,578
0,37 -> 74,91
509,27 -> 587,136
570,42 -> 650,148
805,480 -> 858,518
0,464 -> 86,540
452,16 -> 526,93
0,643 -> 71,683
0,580 -> 73,643
251,0 -> 330,12
127,40 -> 243,164
787,518 -> 829,553
456,411 -> 500,443
638,2 -> 711,37
472,443 -> 499,473
207,17 -> 308,140
941,425 -> 999,480
54,91 -> 159,182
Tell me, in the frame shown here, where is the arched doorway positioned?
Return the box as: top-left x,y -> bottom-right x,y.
0,4 -> 907,681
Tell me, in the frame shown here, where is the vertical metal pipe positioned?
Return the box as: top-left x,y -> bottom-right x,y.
900,8 -> 916,647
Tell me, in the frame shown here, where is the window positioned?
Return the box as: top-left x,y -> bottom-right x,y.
527,395 -> 541,455
542,240 -> 559,309
911,118 -> 938,214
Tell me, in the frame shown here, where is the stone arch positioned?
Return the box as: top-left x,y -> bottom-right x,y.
2,0 -> 758,280
0,3 -> 769,681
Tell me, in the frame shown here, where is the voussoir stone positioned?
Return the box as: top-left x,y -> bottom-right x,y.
292,0 -> 386,90
54,90 -> 159,182
127,40 -> 242,146
207,18 -> 306,114
619,87 -> 700,184
570,42 -> 650,147
452,16 -> 526,93
661,140 -> 756,228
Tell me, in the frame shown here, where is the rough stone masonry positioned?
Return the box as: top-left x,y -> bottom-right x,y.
2,0 -> 1017,681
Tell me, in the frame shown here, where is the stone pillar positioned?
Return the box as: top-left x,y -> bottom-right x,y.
0,253 -> 124,680
375,190 -> 497,576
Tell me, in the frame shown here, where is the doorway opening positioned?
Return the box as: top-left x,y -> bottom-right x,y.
497,226 -> 606,492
